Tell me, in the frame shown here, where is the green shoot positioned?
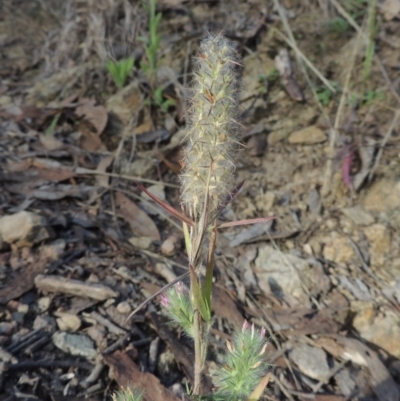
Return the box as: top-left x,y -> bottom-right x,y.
363,0 -> 377,82
140,0 -> 162,85
106,57 -> 135,89
45,112 -> 61,137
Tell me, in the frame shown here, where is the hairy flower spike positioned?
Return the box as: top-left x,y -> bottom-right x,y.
181,33 -> 241,219
160,282 -> 194,338
214,320 -> 270,400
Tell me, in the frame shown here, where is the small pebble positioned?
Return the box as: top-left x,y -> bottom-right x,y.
129,236 -> 153,249
17,304 -> 29,314
161,235 -> 178,256
38,297 -> 51,312
116,301 -> 132,314
33,315 -> 56,331
0,322 -> 14,336
56,313 -> 81,332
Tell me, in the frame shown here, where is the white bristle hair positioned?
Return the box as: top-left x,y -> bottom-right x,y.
180,33 -> 242,219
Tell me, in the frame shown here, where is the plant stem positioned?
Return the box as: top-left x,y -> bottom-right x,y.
192,309 -> 203,396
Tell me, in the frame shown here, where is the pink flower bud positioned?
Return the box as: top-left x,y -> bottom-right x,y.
160,293 -> 169,308
242,319 -> 250,332
260,327 -> 266,338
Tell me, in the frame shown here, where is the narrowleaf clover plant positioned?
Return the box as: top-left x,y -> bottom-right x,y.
126,33 -> 274,401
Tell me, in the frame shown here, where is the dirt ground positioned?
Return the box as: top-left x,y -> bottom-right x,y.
1,0 -> 400,400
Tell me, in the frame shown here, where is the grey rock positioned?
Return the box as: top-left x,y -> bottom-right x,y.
52,332 -> 97,359
33,315 -> 56,331
254,246 -> 311,305
289,344 -> 330,380
335,367 -> 356,396
0,211 -> 51,246
342,207 -> 375,226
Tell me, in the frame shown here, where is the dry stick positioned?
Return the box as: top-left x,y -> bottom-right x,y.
272,28 -> 336,94
192,308 -> 203,395
117,187 -> 183,231
269,373 -> 296,401
74,167 -> 180,188
321,29 -> 361,196
270,1 -> 334,143
329,0 -> 400,104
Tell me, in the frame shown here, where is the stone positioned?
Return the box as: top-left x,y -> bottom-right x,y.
128,236 -> 153,249
33,315 -> 56,331
55,313 -> 81,332
116,301 -> 132,314
52,332 -> 97,359
161,235 -> 178,256
335,367 -> 356,396
289,344 -> 330,380
0,322 -> 14,336
363,179 -> 400,213
254,246 -> 311,305
342,207 -> 375,226
288,125 -> 326,145
353,309 -> 400,358
42,239 -> 66,261
37,297 -> 51,312
17,304 -> 29,314
323,232 -> 355,264
0,211 -> 51,246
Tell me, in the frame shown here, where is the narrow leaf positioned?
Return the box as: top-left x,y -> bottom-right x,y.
136,181 -> 194,227
190,265 -> 211,322
204,228 -> 217,311
217,216 -> 276,229
182,221 -> 192,261
247,372 -> 271,401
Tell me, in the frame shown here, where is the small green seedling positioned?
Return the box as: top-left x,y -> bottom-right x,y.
315,82 -> 341,106
363,89 -> 385,105
106,57 -> 134,89
45,112 -> 61,137
140,0 -> 162,84
327,17 -> 351,34
153,86 -> 176,111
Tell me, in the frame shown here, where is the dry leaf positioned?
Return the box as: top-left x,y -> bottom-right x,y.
79,122 -> 106,151
75,98 -> 108,134
115,192 -> 160,241
39,133 -> 65,151
104,351 -> 180,401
